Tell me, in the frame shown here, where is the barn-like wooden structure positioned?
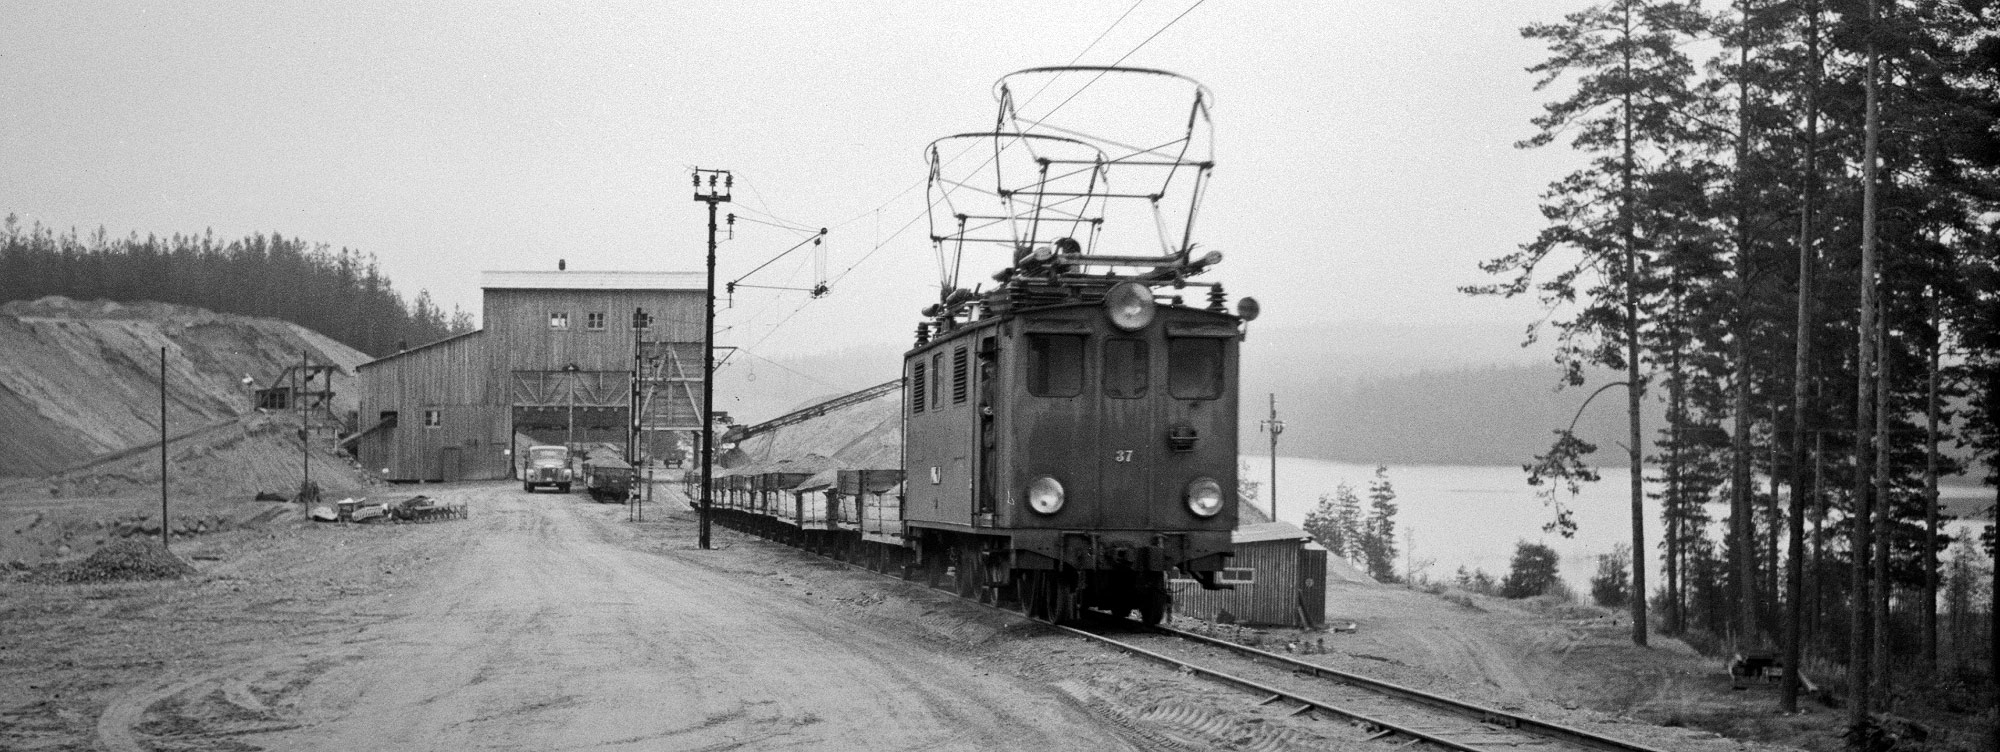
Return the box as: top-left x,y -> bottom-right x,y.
1171,503 -> 1329,628
349,270 -> 707,482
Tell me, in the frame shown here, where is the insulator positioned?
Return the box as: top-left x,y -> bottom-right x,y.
1207,283 -> 1228,312
915,322 -> 931,346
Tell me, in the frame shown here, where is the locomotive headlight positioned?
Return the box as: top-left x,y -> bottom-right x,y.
1185,477 -> 1224,518
1027,475 -> 1065,515
1105,281 -> 1156,331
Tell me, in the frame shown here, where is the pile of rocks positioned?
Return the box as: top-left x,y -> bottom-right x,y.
56,539 -> 197,583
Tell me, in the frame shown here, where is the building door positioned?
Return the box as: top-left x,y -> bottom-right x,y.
438,446 -> 462,482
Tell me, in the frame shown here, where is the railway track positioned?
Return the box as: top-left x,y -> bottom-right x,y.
711,516 -> 1673,751
1054,619 -> 1674,752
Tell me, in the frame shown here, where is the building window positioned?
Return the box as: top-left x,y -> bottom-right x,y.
586,312 -> 606,330
1218,567 -> 1256,585
423,410 -> 441,428
632,308 -> 652,330
549,312 -> 570,330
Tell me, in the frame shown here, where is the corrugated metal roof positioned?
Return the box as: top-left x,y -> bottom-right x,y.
1233,521 -> 1311,545
480,270 -> 705,291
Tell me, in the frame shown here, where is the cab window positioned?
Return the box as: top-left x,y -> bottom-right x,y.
1027,334 -> 1084,397
1103,338 -> 1148,398
1167,338 -> 1224,399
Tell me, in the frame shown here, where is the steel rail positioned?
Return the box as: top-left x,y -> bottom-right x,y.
1135,623 -> 1677,752
1051,622 -> 1510,749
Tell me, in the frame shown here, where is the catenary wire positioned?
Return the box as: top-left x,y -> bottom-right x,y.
741,1 -> 1209,350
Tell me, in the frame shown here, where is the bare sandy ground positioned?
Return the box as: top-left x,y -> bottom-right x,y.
3,479 -> 1865,751
9,483 -> 1154,751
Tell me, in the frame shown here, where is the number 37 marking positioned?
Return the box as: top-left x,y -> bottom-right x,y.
1112,450 -> 1134,463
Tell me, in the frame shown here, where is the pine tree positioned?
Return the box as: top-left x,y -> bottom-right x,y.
1471,0 -> 1709,646
1334,484 -> 1364,565
1361,465 -> 1401,582
1301,492 -> 1345,558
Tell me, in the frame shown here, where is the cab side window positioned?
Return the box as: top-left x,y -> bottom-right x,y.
1103,338 -> 1148,398
1167,338 -> 1223,399
1027,334 -> 1084,397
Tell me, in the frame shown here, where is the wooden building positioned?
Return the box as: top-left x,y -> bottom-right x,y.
351,270 -> 707,482
1171,518 -> 1328,628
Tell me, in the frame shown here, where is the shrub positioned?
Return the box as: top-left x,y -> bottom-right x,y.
1501,541 -> 1560,599
1590,543 -> 1631,609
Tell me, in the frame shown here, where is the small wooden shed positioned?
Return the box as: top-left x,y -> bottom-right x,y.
1171,520 -> 1327,628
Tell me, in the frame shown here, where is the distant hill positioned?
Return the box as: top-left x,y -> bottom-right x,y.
1244,362 -> 1663,468
0,297 -> 370,477
1240,321 -> 1660,467
712,321 -> 1660,470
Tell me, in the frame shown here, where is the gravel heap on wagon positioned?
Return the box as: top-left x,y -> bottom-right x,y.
57,539 -> 198,583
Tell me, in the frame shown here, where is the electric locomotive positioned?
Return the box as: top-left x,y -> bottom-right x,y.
902,67 -> 1254,624
903,258 -> 1250,624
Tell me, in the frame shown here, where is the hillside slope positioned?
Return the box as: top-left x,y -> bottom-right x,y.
0,296 -> 371,477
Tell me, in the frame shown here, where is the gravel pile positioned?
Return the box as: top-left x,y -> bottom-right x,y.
56,539 -> 198,583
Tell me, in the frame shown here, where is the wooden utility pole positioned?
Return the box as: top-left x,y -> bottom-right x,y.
159,347 -> 169,549
693,167 -> 732,550
1259,394 -> 1284,521
299,350 -> 310,490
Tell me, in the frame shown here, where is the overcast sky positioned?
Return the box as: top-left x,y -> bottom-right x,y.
4,0 -> 1586,363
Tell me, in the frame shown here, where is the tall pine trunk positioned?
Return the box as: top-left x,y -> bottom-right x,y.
1780,2 -> 1819,709
1846,0 -> 1882,725
1923,290 -> 1939,675
1620,0 -> 1650,648
1872,310 -> 1892,706
1729,0 -> 1760,646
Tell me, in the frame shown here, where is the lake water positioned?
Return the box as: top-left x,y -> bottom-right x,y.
1244,454 -> 1994,594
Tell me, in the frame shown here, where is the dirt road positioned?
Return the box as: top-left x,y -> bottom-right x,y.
10,482 -> 1149,751
4,480 -> 1833,751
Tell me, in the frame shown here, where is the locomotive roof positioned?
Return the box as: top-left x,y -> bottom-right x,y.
906,298 -> 1237,358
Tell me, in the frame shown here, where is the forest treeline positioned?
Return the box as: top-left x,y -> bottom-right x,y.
1468,0 -> 2000,729
0,214 -> 472,357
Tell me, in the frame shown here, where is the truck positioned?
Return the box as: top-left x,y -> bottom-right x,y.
580,446 -> 637,503
521,445 -> 574,493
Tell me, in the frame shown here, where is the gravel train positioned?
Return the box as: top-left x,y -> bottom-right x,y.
705,67 -> 1256,625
